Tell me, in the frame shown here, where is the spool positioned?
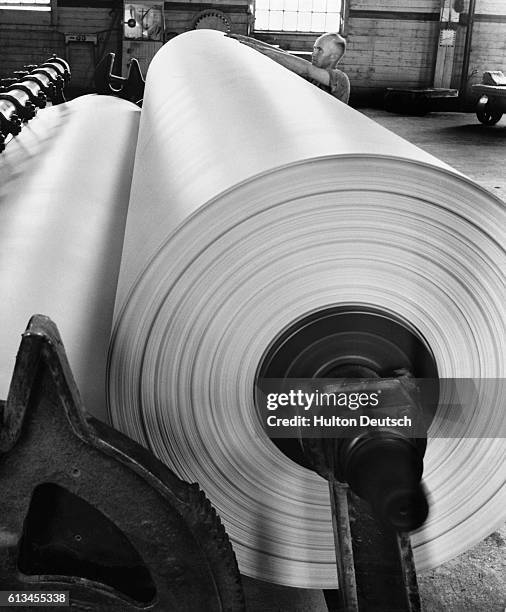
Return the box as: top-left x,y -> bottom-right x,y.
0,94 -> 140,420
108,31 -> 505,587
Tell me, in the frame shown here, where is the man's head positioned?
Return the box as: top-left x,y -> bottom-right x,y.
311,33 -> 346,69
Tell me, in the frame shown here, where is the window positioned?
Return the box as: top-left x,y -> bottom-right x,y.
0,0 -> 50,10
255,0 -> 342,32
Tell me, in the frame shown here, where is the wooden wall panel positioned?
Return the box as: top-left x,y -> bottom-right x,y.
351,0 -> 440,9
166,0 -> 248,6
0,24 -> 62,76
342,7 -> 439,103
0,7 -> 121,90
253,0 -> 504,103
471,0 -> 506,72
451,0 -> 506,101
254,0 -> 504,103
469,22 -> 506,70
254,1 -> 441,103
0,0 -> 249,89
478,0 -> 506,15
60,7 -> 121,88
1,0 -> 504,99
164,0 -> 250,37
165,11 -> 249,37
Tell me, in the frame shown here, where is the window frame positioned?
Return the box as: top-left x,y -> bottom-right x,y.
0,0 -> 51,11
253,0 -> 345,34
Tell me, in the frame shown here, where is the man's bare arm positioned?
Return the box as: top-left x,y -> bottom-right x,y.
226,33 -> 330,85
226,33 -> 291,54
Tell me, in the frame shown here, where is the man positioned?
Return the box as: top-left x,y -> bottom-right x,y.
226,32 -> 350,104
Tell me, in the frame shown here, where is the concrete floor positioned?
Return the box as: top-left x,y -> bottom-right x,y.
361,108 -> 506,203
242,109 -> 505,611
417,524 -> 506,611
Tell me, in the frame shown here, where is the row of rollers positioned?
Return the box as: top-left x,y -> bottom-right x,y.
0,56 -> 70,152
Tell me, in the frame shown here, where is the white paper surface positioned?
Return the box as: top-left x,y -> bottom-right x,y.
109,32 -> 505,587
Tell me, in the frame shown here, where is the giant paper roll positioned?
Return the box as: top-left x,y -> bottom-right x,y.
109,31 -> 505,588
0,95 -> 140,421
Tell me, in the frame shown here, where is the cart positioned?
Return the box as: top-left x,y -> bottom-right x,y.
472,71 -> 506,125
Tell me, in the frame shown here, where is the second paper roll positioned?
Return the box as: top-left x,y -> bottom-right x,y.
108,31 -> 505,588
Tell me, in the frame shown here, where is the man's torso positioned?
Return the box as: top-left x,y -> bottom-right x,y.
308,68 -> 350,104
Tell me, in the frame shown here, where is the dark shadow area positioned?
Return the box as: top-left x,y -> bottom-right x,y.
438,122 -> 506,135
18,482 -> 156,604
